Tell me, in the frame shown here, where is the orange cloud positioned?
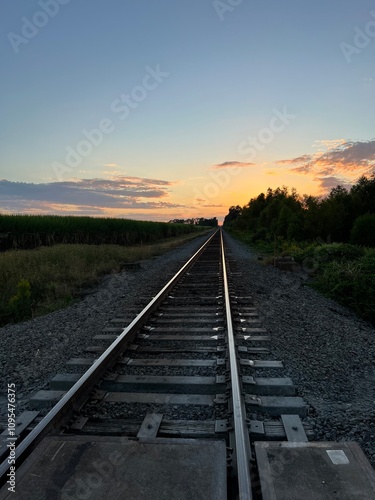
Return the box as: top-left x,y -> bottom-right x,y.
277,139 -> 375,192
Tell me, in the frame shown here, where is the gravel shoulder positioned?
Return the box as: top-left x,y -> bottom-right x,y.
224,231 -> 375,468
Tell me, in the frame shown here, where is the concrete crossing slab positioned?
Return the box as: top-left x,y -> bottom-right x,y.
0,436 -> 227,500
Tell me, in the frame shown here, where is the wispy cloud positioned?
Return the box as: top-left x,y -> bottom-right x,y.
277,155 -> 312,166
200,204 -> 224,208
193,199 -> 224,207
0,175 -> 185,215
312,139 -> 347,152
279,139 -> 375,173
211,160 -> 256,169
278,139 -> 375,192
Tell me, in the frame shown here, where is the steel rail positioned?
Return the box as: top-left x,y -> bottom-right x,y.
220,229 -> 253,500
0,229 -> 219,484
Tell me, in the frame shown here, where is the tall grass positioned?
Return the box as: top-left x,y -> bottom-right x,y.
0,214 -> 200,250
0,231 -> 207,326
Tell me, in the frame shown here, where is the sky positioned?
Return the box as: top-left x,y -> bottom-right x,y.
1,0 -> 375,222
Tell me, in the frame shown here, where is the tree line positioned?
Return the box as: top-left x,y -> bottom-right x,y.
223,175 -> 375,247
169,217 -> 218,227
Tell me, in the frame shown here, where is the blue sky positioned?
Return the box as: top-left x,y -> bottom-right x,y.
1,0 -> 374,221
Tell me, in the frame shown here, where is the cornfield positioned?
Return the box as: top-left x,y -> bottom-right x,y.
0,214 -> 200,251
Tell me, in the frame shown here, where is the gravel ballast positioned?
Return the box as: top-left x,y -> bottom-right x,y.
224,231 -> 375,468
1,229 -> 374,469
0,233 -> 211,423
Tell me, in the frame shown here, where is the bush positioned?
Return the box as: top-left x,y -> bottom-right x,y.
8,279 -> 32,321
313,250 -> 375,323
251,228 -> 269,242
292,243 -> 364,269
279,240 -> 308,256
351,214 -> 375,247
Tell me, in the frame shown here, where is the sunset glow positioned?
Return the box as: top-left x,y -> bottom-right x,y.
1,1 -> 374,222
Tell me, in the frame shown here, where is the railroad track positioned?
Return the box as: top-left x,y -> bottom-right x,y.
1,229 -> 375,499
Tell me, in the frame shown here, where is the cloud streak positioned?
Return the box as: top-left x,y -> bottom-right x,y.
0,175 -> 185,215
212,160 -> 255,169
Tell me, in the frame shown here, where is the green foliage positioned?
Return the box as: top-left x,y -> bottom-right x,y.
229,228 -> 375,323
277,240 -> 308,256
8,279 -> 32,321
251,228 -> 269,243
0,215 -> 201,251
292,243 -> 365,268
351,214 -> 375,247
313,250 -> 375,323
312,243 -> 365,262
